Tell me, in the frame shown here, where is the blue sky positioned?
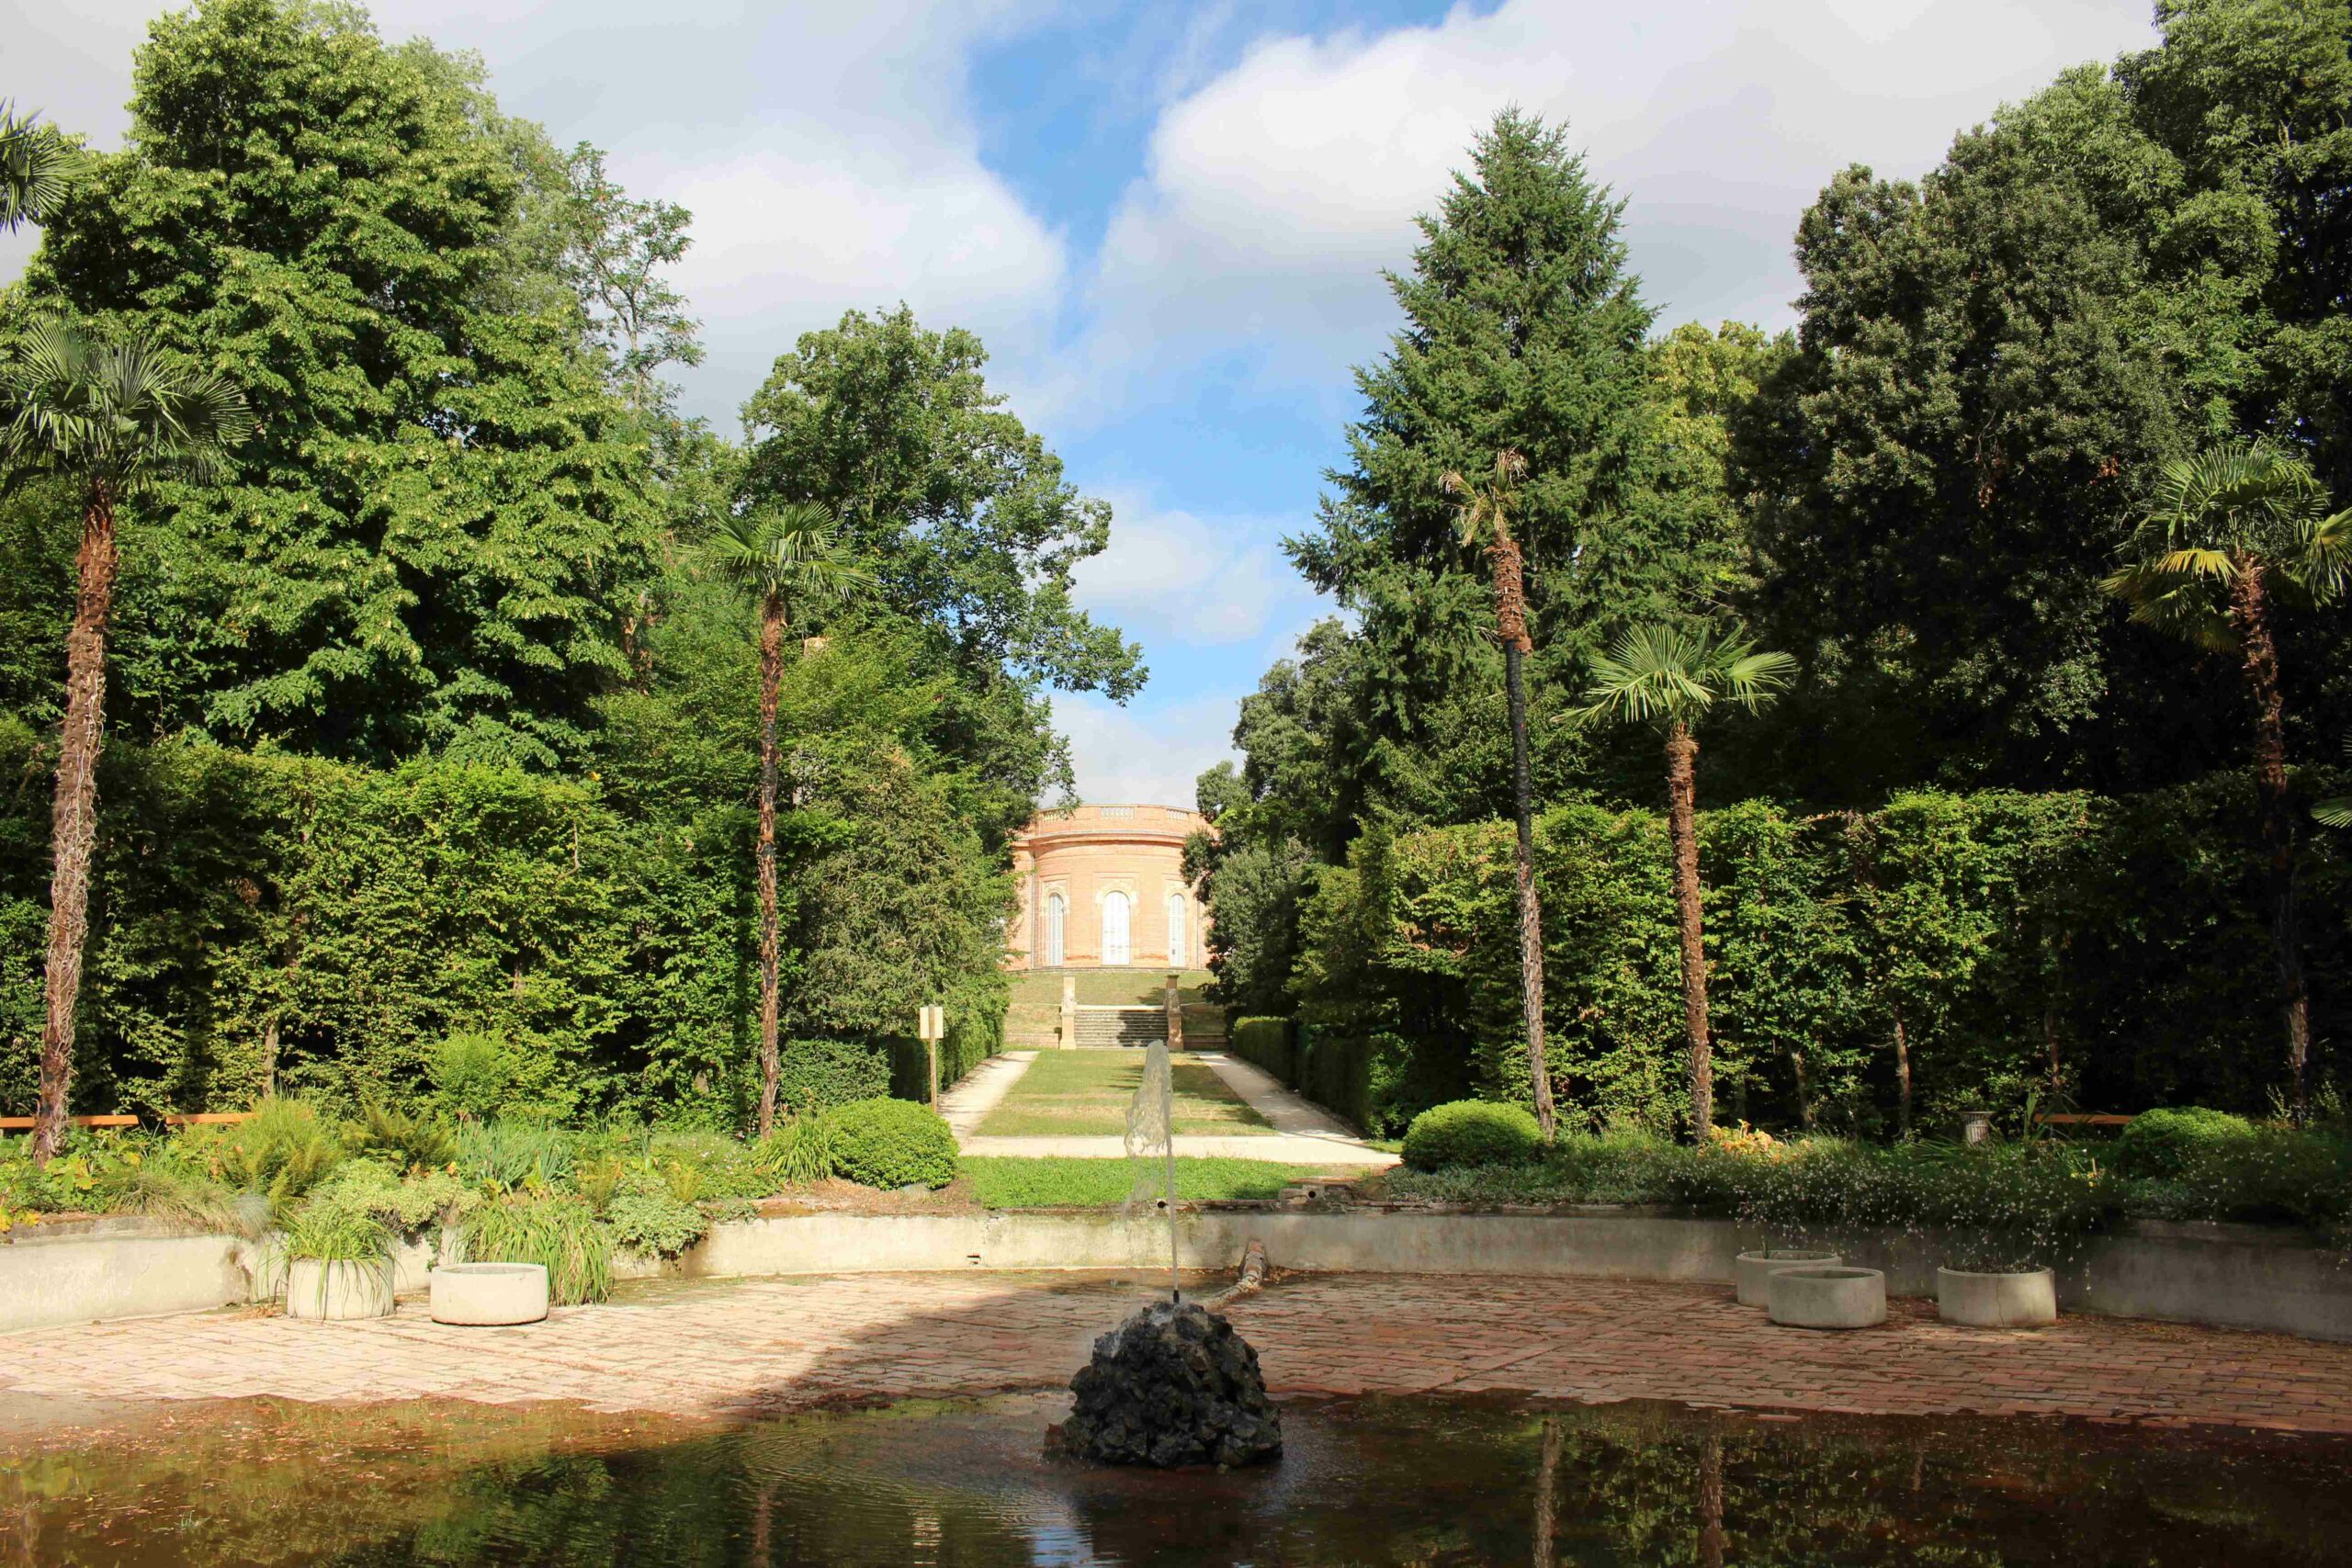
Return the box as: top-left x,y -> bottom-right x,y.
9,0 -> 2162,806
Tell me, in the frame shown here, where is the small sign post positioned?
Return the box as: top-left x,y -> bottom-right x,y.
918,1003 -> 946,1110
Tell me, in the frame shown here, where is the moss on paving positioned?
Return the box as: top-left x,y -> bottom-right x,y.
976,1050 -> 1274,1137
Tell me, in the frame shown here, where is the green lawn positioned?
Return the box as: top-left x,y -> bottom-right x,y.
976,1050 -> 1275,1137
960,1156 -> 1338,1208
1005,969 -> 1215,1007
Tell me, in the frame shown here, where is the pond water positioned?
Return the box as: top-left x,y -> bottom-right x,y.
4,1388 -> 2346,1565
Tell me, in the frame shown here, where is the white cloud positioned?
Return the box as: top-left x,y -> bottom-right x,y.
1052,691 -> 1238,810
1071,0 -> 2160,409
1069,494 -> 1317,649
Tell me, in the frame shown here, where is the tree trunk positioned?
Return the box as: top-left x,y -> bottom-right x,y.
1533,1414 -> 1562,1565
33,485 -> 119,1165
2231,560 -> 2310,1122
755,594 -> 785,1139
1489,536 -> 1554,1139
1666,721 -> 1712,1141
1697,1428 -> 1727,1568
1892,1004 -> 1912,1137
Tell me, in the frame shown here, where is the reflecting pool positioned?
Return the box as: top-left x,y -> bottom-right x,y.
4,1389 -> 2346,1564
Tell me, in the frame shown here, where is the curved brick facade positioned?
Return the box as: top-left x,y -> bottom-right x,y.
1006,804 -> 1209,970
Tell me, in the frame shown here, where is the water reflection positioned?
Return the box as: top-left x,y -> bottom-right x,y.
3,1392 -> 2346,1565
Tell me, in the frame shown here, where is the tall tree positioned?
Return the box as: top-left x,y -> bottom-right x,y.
26,0 -> 662,768
710,504 -> 869,1138
1443,449 -> 1554,1138
1,321 -> 250,1160
2102,443 -> 2352,1119
1574,625 -> 1794,1139
551,142 -> 703,416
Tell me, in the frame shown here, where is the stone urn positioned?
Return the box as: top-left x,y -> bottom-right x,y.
1734,1248 -> 1841,1307
430,1262 -> 550,1325
1057,1298 -> 1282,1468
1767,1266 -> 1886,1330
1936,1266 -> 2058,1327
284,1258 -> 394,1321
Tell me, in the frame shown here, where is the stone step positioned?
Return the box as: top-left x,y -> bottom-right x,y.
1072,1007 -> 1167,1049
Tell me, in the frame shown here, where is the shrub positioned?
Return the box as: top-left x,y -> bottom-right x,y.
1402,1100 -> 1544,1171
645,1130 -> 767,1201
283,1201 -> 390,1264
754,1110 -> 837,1186
454,1121 -> 576,1193
301,1156 -> 472,1235
1229,1017 -> 1295,1084
429,1031 -> 526,1121
350,1103 -> 458,1172
604,1169 -> 709,1258
2114,1107 -> 2257,1179
775,1039 -> 889,1111
826,1098 -> 957,1190
188,1100 -> 347,1218
459,1193 -> 611,1304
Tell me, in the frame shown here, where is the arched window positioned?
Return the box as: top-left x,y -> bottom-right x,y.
1045,892 -> 1066,967
1167,891 -> 1187,964
1102,890 -> 1131,965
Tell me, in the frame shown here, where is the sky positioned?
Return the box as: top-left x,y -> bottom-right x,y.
6,0 -> 2164,808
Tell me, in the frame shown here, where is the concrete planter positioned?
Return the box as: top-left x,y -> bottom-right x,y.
1734,1248 -> 1842,1307
1768,1266 -> 1886,1329
284,1257 -> 394,1321
430,1262 -> 549,1325
1937,1266 -> 2058,1327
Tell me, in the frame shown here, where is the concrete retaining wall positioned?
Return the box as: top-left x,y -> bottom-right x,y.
6,1207 -> 2346,1343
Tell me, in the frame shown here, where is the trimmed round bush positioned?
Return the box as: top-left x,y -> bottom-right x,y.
1402,1100 -> 1544,1171
827,1098 -> 958,1190
2115,1106 -> 2256,1179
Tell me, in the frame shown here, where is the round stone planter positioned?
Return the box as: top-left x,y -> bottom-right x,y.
430,1262 -> 549,1326
1936,1266 -> 2058,1328
1733,1248 -> 1842,1308
1767,1266 -> 1886,1330
284,1258 -> 394,1321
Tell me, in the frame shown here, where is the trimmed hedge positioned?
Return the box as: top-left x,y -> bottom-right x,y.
827,1097 -> 958,1190
1228,1017 -> 1295,1083
1403,1100 -> 1544,1170
2114,1106 -> 2256,1179
776,1038 -> 889,1112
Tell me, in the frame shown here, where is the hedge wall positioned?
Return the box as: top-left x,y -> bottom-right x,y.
0,722 -> 1010,1129
1284,775 -> 2352,1137
1227,1016 -> 1295,1084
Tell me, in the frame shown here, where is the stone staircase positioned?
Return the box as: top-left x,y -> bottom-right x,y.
1073,1006 -> 1166,1048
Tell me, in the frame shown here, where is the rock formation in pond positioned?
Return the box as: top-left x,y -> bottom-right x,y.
1058,1299 -> 1283,1468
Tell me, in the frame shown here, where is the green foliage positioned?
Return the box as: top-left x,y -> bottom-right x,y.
299,1156 -> 471,1235
184,1100 -> 345,1218
603,1168 -> 708,1258
281,1201 -> 390,1265
22,0 -> 664,768
824,1097 -> 957,1190
460,1193 -> 611,1305
454,1121 -> 577,1195
774,1039 -> 888,1111
349,1104 -> 458,1173
430,1033 -> 528,1122
2115,1106 -> 2259,1179
1227,1018 -> 1295,1084
1279,780 -> 2351,1135
1402,1100 -> 1544,1171
753,1109 -> 837,1187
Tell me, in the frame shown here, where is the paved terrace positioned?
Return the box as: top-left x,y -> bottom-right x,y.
6,1273 -> 2351,1435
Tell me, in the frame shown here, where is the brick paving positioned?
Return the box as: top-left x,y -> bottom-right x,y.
5,1272 -> 2351,1435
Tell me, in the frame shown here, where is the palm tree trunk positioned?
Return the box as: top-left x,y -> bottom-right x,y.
1666,720 -> 1712,1141
1488,536 -> 1554,1139
2231,560 -> 2310,1122
755,593 -> 785,1139
33,485 -> 119,1165
1892,1004 -> 1912,1137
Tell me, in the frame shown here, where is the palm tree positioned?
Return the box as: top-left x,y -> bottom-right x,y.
0,104 -> 85,231
1574,624 -> 1794,1141
1442,449 -> 1555,1139
711,503 -> 870,1137
2103,443 -> 2352,1122
2,320 -> 252,1162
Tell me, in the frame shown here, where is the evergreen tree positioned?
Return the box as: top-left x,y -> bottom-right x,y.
24,0 -> 664,769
